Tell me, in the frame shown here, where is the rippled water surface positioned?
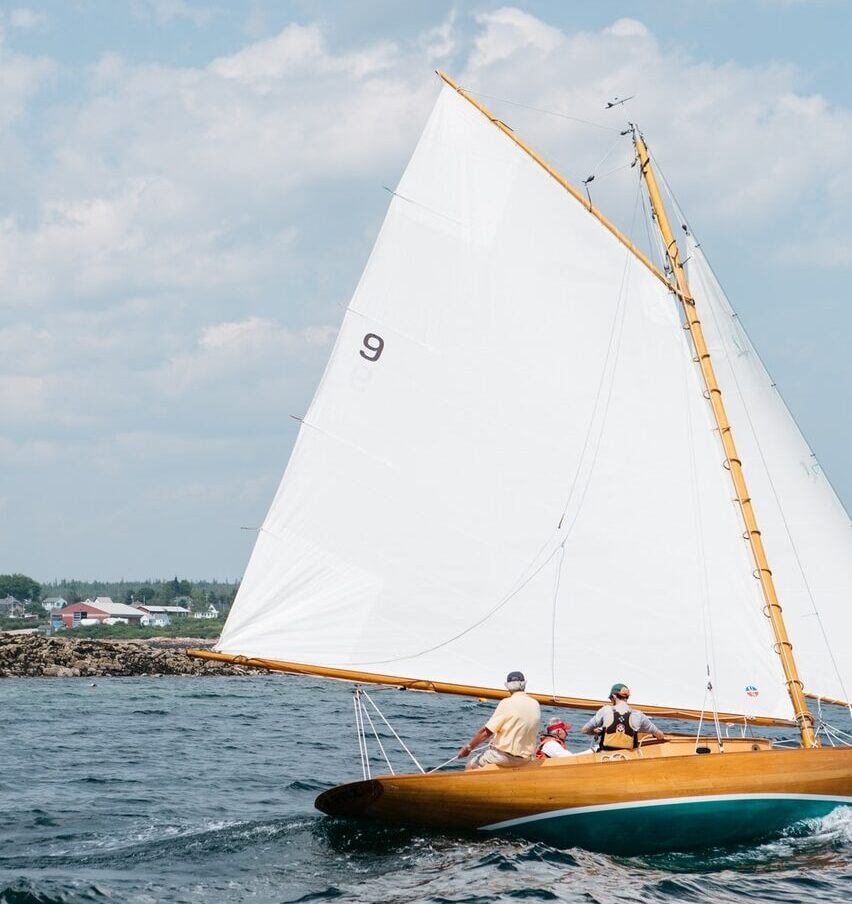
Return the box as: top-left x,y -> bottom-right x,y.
1,676 -> 849,903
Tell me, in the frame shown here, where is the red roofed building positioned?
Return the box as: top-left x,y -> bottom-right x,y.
52,598 -> 145,628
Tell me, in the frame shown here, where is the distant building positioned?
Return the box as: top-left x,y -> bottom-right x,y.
42,597 -> 68,613
52,599 -> 146,628
137,605 -> 190,619
192,604 -> 220,620
0,596 -> 21,617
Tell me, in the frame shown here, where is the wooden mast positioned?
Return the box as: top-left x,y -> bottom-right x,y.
633,132 -> 818,748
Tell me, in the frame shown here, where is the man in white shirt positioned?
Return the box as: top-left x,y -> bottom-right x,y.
457,671 -> 541,769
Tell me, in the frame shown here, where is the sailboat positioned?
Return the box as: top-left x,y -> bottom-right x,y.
189,72 -> 852,854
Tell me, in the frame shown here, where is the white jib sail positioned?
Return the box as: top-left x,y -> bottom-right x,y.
687,239 -> 852,706
219,84 -> 793,721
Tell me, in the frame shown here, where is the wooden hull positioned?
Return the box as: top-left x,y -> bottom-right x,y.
315,745 -> 852,854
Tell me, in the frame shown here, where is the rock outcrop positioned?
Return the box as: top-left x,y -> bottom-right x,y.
0,634 -> 262,677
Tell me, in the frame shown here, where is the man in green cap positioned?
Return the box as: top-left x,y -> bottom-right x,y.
581,683 -> 665,751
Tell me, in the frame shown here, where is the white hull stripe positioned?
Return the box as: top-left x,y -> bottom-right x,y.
481,793 -> 852,832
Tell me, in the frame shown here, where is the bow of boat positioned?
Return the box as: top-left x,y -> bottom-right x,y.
316,777 -> 385,818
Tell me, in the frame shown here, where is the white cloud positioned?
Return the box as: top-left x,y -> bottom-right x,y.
470,7 -> 562,68
0,41 -> 55,128
0,24 -> 442,313
420,11 -> 458,62
774,234 -> 852,268
459,6 -> 852,231
3,7 -> 851,578
131,0 -> 211,28
156,317 -> 336,397
0,437 -> 61,467
604,18 -> 650,38
9,7 -> 47,29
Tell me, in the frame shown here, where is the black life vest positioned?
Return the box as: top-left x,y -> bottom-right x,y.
600,704 -> 638,751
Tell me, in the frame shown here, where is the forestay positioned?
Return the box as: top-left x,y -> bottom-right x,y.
218,85 -> 793,721
686,241 -> 852,705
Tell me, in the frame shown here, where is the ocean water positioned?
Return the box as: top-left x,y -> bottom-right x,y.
1,675 -> 849,903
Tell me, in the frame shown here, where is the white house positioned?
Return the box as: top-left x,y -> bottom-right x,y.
192,604 -> 220,620
42,597 -> 68,613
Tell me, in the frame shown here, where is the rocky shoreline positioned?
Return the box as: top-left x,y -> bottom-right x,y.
0,634 -> 264,678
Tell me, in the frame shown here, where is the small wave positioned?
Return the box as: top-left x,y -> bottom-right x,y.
287,890 -> 345,903
77,777 -> 142,786
0,879 -> 106,904
473,850 -> 518,872
32,816 -> 58,828
504,891 -> 559,901
427,896 -> 496,904
287,780 -> 330,792
129,708 -> 169,716
0,816 -> 318,871
637,805 -> 852,875
515,843 -> 580,868
313,818 -> 424,856
790,804 -> 852,846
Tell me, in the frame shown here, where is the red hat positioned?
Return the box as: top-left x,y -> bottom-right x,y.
546,719 -> 572,734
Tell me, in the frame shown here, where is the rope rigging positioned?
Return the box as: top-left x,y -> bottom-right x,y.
460,87 -> 620,133
351,686 -> 428,778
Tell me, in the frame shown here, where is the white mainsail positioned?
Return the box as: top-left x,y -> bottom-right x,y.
218,84 -> 795,721
687,240 -> 852,705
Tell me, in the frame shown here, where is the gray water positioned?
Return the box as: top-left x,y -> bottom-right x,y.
1,675 -> 849,903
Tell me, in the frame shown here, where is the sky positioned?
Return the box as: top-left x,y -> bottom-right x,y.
2,0 -> 851,582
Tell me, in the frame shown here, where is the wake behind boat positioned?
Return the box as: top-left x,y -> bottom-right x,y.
189,70 -> 852,854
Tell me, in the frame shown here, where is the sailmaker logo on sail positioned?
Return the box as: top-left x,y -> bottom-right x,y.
746,686 -> 760,698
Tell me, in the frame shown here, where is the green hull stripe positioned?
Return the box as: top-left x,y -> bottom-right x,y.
480,794 -> 852,854
482,793 -> 852,831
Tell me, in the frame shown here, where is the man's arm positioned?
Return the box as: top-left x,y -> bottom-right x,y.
457,725 -> 493,759
635,712 -> 665,741
581,713 -> 603,737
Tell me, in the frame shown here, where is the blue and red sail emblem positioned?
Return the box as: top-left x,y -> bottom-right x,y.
745,685 -> 759,697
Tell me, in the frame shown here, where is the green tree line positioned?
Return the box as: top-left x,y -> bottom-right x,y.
0,574 -> 41,601
1,574 -> 238,611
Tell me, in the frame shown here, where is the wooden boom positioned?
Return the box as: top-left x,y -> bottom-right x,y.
186,648 -> 794,727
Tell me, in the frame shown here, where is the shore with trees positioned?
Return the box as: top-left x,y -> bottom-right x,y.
0,572 -> 256,677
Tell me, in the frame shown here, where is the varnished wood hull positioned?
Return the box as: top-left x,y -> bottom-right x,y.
316,746 -> 852,853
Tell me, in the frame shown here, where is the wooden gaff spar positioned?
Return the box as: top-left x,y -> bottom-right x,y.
188,71 -> 852,854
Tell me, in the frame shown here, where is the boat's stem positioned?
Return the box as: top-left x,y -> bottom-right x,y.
633,133 -> 817,749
